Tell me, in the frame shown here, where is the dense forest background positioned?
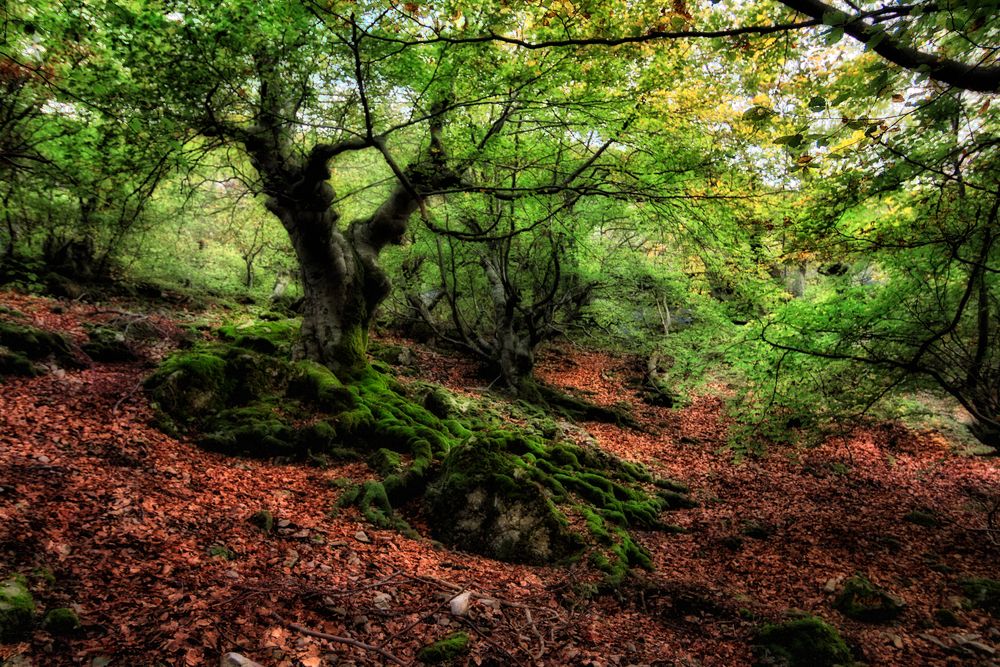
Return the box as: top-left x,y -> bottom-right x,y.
0,0 -> 998,665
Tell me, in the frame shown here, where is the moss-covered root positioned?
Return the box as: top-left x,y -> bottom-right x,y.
532,380 -> 639,428
753,615 -> 853,667
417,631 -> 470,665
0,574 -> 35,642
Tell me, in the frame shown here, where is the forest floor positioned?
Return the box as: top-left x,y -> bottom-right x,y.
1,289 -> 998,666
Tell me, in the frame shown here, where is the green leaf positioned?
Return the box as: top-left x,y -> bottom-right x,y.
808,96 -> 827,111
822,9 -> 848,26
742,105 -> 776,125
774,133 -> 804,147
866,29 -> 886,50
824,27 -> 844,45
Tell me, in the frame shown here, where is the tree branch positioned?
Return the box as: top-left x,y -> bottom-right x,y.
778,0 -> 1000,93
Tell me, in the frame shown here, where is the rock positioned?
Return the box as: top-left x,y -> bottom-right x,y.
449,591 -> 472,616
426,438 -> 583,565
0,575 -> 35,642
740,520 -> 774,540
82,327 -> 137,362
370,343 -> 414,368
249,510 -> 274,535
959,578 -> 1000,616
933,608 -> 962,626
42,607 -> 80,634
354,530 -> 370,544
417,631 -> 471,664
834,575 -> 905,622
753,615 -> 852,667
0,321 -> 79,372
903,509 -> 940,528
220,653 -> 265,667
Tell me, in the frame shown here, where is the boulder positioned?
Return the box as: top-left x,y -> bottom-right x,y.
426,438 -> 582,564
834,575 -> 905,622
42,607 -> 80,634
0,575 -> 35,641
753,615 -> 853,667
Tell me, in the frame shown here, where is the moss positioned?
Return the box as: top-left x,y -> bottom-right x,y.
42,607 -> 80,634
427,437 -> 584,564
903,509 -> 939,528
0,349 -> 38,377
834,575 -> 904,622
145,350 -> 229,424
0,575 -> 35,642
0,321 -> 77,367
753,615 -> 853,667
933,608 -> 961,626
250,510 -> 274,534
82,326 -> 136,362
417,631 -> 470,664
287,361 -> 356,413
146,345 -> 695,582
369,342 -> 413,367
959,578 -> 1000,616
217,319 -> 300,355
208,543 -> 236,560
369,448 -> 403,476
200,404 -> 296,457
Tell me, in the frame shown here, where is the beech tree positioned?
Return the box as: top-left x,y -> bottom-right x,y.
67,0 -> 647,375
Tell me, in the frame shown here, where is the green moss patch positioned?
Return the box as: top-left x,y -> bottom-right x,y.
42,607 -> 80,634
0,321 -> 79,374
82,326 -> 137,362
834,575 -> 905,623
417,631 -> 470,664
960,577 -> 1000,616
250,510 -> 275,535
753,615 -> 853,667
0,574 -> 35,642
0,349 -> 38,377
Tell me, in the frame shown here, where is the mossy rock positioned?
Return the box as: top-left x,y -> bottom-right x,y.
959,578 -> 1000,616
0,349 -> 38,377
82,326 -> 137,362
42,607 -> 80,634
417,631 -> 470,665
217,319 -> 300,355
426,437 -> 583,564
146,346 -> 293,429
250,510 -> 275,535
0,321 -> 79,368
369,343 -> 414,367
0,575 -> 35,642
422,386 -> 456,419
903,509 -> 939,528
199,405 -> 296,457
145,350 -> 229,424
224,350 -> 292,404
834,575 -> 904,623
753,615 -> 853,667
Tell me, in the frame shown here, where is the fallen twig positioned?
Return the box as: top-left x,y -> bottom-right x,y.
270,611 -> 407,666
